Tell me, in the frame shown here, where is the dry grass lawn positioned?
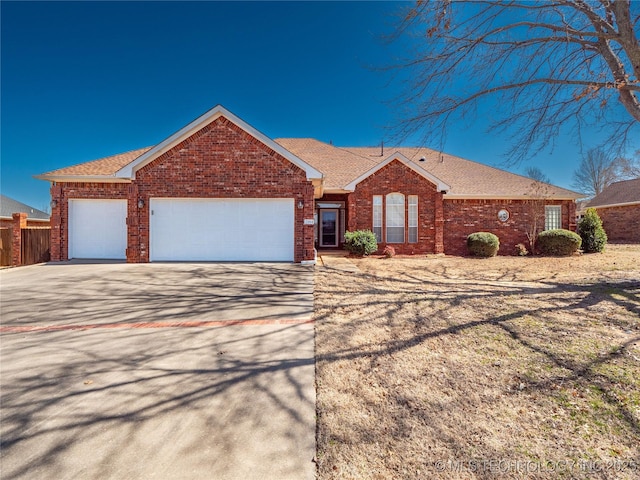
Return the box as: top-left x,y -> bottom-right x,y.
315,245 -> 640,479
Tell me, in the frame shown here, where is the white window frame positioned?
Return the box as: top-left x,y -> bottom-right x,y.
408,195 -> 418,243
545,205 -> 562,230
386,193 -> 405,243
373,195 -> 382,242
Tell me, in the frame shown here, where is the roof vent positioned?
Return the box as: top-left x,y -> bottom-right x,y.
419,157 -> 426,162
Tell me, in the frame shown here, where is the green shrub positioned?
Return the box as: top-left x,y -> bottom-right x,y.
344,230 -> 378,256
578,208 -> 607,253
537,229 -> 581,256
466,232 -> 500,257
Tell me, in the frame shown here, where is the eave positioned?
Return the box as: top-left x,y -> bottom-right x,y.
34,174 -> 132,184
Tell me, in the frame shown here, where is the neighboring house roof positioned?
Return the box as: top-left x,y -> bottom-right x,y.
587,178 -> 640,208
0,194 -> 50,221
276,139 -> 582,199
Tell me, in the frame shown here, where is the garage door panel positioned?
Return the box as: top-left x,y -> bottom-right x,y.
150,198 -> 294,262
69,199 -> 127,259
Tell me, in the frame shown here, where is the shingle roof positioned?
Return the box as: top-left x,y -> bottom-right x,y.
587,178 -> 640,207
37,138 -> 582,199
40,147 -> 152,177
276,139 -> 581,198
0,195 -> 50,220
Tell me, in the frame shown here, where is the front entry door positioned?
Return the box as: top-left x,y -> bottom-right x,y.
320,209 -> 339,247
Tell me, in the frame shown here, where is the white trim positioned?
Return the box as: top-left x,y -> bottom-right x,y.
344,152 -> 450,192
588,201 -> 640,209
115,105 -> 323,182
316,202 -> 345,208
34,175 -> 132,184
322,188 -> 352,194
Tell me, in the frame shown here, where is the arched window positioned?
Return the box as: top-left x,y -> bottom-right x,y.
386,193 -> 405,243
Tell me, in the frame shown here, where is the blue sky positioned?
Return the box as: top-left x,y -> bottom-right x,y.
1,1 -> 628,210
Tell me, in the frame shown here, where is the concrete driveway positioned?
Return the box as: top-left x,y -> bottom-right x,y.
0,262 -> 315,480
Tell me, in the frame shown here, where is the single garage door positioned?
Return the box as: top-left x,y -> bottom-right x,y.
69,199 -> 127,259
150,198 -> 295,261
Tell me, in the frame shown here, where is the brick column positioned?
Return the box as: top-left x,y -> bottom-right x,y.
347,193 -> 357,231
434,192 -> 445,254
127,184 -> 140,263
11,213 -> 27,266
50,185 -> 63,261
568,201 -> 577,231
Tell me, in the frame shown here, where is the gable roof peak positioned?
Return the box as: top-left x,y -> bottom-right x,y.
115,105 -> 323,181
343,151 -> 451,192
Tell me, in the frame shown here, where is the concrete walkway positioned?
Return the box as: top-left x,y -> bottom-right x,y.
0,262 -> 316,480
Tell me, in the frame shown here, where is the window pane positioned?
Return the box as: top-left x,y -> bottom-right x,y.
545,206 -> 561,230
373,227 -> 382,242
373,196 -> 382,242
387,227 -> 404,243
386,193 -> 404,243
408,195 -> 418,243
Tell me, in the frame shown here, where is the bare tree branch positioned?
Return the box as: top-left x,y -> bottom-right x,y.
391,0 -> 640,162
572,147 -> 624,195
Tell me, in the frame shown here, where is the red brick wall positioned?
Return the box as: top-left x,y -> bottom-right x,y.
129,116 -> 315,262
348,160 -> 441,254
443,199 -> 576,255
49,182 -> 130,261
595,205 -> 640,243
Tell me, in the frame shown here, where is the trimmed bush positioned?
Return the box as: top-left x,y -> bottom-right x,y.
537,229 -> 581,256
578,207 -> 607,253
466,232 -> 499,257
344,230 -> 378,256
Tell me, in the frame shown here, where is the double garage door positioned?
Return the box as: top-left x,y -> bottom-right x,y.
68,198 -> 294,261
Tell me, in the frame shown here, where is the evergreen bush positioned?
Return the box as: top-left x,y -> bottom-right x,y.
578,208 -> 607,253
466,232 -> 500,257
537,229 -> 581,256
344,230 -> 378,256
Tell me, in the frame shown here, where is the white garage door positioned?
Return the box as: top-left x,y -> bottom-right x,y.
69,199 -> 127,259
150,198 -> 294,261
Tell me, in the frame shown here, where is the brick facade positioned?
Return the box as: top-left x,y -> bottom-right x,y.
443,198 -> 576,255
50,182 -> 129,261
332,160 -> 577,256
50,117 -> 316,263
43,109 -> 583,262
346,159 -> 443,254
595,205 -> 640,243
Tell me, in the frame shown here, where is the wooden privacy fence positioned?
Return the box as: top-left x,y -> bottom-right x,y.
0,228 -> 11,266
21,228 -> 51,265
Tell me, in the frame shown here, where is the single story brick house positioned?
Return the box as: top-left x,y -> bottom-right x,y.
37,105 -> 581,263
586,178 -> 640,243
